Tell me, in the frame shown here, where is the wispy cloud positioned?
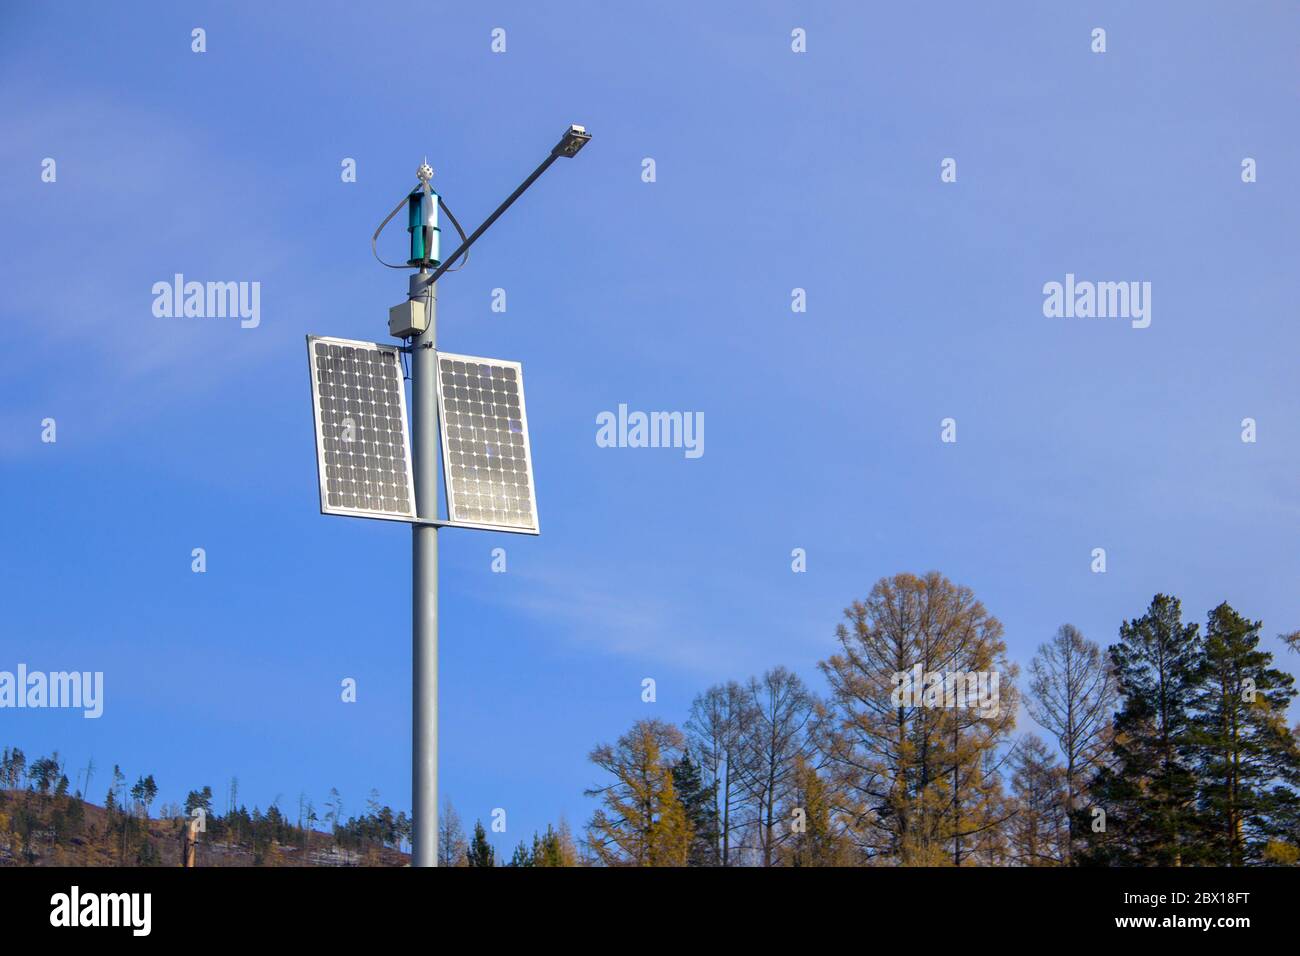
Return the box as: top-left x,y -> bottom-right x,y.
467,560 -> 742,674
0,87 -> 301,457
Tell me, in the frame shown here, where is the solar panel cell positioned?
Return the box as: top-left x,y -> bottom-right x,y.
307,336 -> 417,521
435,352 -> 538,533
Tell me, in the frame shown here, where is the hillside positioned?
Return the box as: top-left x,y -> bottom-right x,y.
0,789 -> 410,867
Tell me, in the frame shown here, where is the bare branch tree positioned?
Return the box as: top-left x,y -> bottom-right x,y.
686,681 -> 755,866
1025,623 -> 1116,860
735,667 -> 822,866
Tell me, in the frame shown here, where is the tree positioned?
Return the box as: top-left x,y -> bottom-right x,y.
324,787 -> 343,834
105,764 -> 129,861
736,667 -> 822,866
509,840 -> 534,867
438,798 -> 468,866
1187,603 -> 1300,865
686,681 -> 755,865
1081,594 -> 1200,866
29,757 -> 60,794
1025,624 -> 1116,860
671,752 -> 718,866
467,820 -> 495,867
585,719 -> 692,866
130,774 -> 158,819
184,786 -> 213,821
105,764 -> 125,816
508,826 -> 578,867
819,572 -> 1018,865
1,748 -> 26,789
394,810 -> 410,851
647,767 -> 691,866
79,757 -> 95,800
1007,735 -> 1069,866
779,755 -> 855,866
531,821 -> 579,867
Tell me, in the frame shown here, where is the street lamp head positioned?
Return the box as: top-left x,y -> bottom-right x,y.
554,124 -> 592,158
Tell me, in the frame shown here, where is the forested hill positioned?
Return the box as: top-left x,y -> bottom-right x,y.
0,786 -> 409,867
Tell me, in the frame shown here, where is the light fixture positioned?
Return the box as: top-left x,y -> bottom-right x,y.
554,124 -> 592,158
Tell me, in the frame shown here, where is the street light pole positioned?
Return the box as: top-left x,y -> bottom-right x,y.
396,126 -> 591,867
410,266 -> 438,867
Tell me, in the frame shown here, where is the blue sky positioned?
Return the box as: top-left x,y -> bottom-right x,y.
2,1 -> 1298,854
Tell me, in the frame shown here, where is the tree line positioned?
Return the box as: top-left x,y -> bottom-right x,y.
0,753 -> 411,866
6,569 -> 1297,867
581,572 -> 1300,866
436,800 -> 582,867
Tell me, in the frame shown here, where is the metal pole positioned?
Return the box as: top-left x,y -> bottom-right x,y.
425,152 -> 560,284
410,269 -> 438,866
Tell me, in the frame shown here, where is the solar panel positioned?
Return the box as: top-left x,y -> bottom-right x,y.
435,352 -> 539,534
307,335 -> 417,522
